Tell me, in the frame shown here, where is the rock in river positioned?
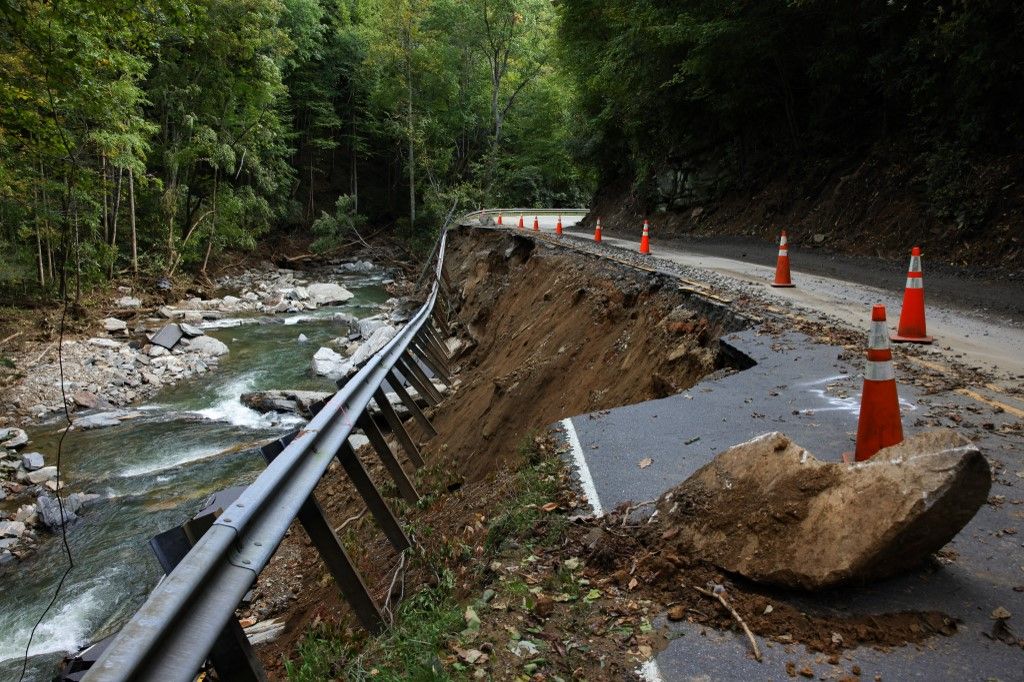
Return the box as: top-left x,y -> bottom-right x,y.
1,427 -> 28,449
649,430 -> 991,590
184,335 -> 229,357
21,451 -> 44,471
241,390 -> 333,417
307,282 -> 354,305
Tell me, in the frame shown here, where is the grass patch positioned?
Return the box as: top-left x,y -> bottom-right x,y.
285,432 -> 568,681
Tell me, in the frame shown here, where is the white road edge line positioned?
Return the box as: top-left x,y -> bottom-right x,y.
560,417 -> 604,517
636,658 -> 666,682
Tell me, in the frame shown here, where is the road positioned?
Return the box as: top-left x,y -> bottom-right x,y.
476,215 -> 1024,680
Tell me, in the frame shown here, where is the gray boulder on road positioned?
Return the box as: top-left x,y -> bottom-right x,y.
650,430 -> 991,590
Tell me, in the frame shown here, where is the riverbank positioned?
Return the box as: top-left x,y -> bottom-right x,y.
0,256 -> 415,570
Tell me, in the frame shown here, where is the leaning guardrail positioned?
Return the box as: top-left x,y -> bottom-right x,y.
82,231 -> 457,681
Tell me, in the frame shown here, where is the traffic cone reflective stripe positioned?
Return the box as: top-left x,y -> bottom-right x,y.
771,231 -> 795,287
892,246 -> 933,344
556,215 -> 563,235
854,305 -> 904,462
594,218 -> 602,243
533,216 -> 540,231
518,215 -> 524,229
639,219 -> 651,255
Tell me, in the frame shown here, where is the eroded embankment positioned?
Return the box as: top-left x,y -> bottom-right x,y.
426,228 -> 745,481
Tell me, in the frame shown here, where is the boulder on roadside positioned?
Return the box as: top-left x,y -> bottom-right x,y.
241,390 -> 333,417
648,430 -> 991,590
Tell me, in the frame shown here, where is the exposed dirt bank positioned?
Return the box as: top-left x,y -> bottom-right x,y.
418,228 -> 743,482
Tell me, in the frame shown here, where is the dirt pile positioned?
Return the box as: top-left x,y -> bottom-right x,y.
644,430 -> 991,590
423,228 -> 741,481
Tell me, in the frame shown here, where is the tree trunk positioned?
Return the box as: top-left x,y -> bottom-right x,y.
201,170 -> 219,275
102,154 -> 110,244
407,69 -> 415,228
351,118 -> 359,214
128,167 -> 138,275
109,167 -> 124,278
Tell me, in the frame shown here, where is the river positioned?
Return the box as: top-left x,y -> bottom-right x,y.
0,270 -> 391,681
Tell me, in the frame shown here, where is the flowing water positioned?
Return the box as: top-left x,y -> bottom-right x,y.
0,272 -> 391,680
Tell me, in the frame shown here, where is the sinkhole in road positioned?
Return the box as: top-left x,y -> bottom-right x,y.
419,228 -> 753,482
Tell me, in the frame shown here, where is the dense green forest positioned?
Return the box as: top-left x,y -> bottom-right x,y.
0,0 -> 586,298
3,0 -> 1022,299
557,0 -> 1024,264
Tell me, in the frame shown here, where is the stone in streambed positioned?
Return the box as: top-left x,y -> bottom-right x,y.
241,390 -> 333,417
184,335 -> 229,357
650,430 -> 990,590
21,452 -> 44,471
0,428 -> 28,449
307,282 -> 353,305
310,347 -> 352,379
150,323 -> 184,350
25,466 -> 57,485
102,317 -> 128,333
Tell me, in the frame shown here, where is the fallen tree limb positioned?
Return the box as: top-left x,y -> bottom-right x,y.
693,585 -> 762,662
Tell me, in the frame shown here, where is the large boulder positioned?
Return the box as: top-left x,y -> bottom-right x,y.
307,282 -> 354,306
651,430 -> 991,590
185,335 -> 229,357
240,390 -> 333,417
310,347 -> 352,379
349,325 -> 398,366
25,466 -> 57,485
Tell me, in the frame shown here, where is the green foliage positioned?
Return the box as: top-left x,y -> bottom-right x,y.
1,0 -> 589,302
556,0 -> 1024,204
310,194 -> 366,253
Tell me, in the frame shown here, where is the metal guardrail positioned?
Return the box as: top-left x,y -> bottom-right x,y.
458,208 -> 588,226
82,231 -> 456,681
80,209 -> 587,681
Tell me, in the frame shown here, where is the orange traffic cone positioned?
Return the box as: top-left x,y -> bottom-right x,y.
594,218 -> 602,243
771,230 -> 794,287
639,219 -> 651,254
556,215 -> 563,236
854,305 -> 904,461
497,213 -> 503,226
533,216 -> 540,231
891,246 -> 933,344
518,215 -> 524,229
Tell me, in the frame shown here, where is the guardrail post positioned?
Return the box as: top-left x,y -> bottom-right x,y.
305,399 -> 412,552
396,354 -> 444,405
420,326 -> 452,374
372,386 -> 425,468
356,414 -> 420,503
150,525 -> 268,682
411,336 -> 450,385
385,368 -> 437,437
262,437 -> 385,634
334,439 -> 411,551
